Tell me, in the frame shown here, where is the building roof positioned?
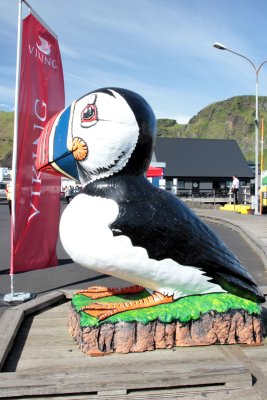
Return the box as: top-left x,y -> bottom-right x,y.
154,138 -> 253,179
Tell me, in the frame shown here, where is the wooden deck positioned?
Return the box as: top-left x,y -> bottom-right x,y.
0,291 -> 266,399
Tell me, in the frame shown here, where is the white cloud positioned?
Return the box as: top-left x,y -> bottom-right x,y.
174,114 -> 191,124
0,85 -> 15,100
60,44 -> 80,59
0,103 -> 14,111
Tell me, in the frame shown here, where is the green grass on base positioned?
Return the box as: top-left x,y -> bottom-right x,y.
71,290 -> 261,328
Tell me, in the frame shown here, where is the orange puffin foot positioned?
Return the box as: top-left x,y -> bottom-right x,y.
81,291 -> 173,321
76,284 -> 144,300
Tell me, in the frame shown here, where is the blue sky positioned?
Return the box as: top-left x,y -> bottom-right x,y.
1,0 -> 267,123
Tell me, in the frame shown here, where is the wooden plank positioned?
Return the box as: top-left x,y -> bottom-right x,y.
0,362 -> 251,398
0,388 -> 261,400
13,291 -> 66,316
221,345 -> 267,400
0,292 -> 66,372
2,352 -> 248,377
3,356 -> 248,377
4,344 -> 230,374
62,288 -> 76,299
0,309 -> 24,371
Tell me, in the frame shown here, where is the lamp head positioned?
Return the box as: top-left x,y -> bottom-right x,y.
213,42 -> 226,50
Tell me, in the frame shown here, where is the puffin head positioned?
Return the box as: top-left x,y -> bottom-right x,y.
36,88 -> 157,184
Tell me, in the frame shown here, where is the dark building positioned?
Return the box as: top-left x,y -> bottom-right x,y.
153,138 -> 253,195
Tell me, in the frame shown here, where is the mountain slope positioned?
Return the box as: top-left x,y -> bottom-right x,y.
158,95 -> 267,162
0,111 -> 13,166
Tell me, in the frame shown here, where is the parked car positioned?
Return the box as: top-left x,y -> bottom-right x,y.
63,185 -> 82,203
0,182 -> 8,200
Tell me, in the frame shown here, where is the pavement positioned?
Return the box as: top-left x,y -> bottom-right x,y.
195,208 -> 267,271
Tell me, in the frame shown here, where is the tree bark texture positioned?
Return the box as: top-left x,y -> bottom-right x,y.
69,304 -> 264,355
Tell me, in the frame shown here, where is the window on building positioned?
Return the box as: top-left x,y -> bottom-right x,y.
192,181 -> 199,190
166,180 -> 173,190
213,181 -> 227,190
177,180 -> 185,189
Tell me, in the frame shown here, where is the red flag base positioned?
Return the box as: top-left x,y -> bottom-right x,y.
4,292 -> 31,303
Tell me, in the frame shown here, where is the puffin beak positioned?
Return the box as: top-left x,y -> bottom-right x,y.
36,105 -> 80,182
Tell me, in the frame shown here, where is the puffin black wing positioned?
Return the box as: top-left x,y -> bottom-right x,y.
83,175 -> 265,304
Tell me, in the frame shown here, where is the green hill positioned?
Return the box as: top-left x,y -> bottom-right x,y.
1,95 -> 267,168
158,95 -> 267,166
0,111 -> 13,167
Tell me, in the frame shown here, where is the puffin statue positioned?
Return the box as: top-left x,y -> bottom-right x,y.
36,87 -> 265,321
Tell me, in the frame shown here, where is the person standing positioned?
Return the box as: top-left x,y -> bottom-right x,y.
65,186 -> 74,204
5,182 -> 12,214
231,175 -> 240,205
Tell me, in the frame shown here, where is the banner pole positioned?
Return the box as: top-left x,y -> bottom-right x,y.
10,0 -> 23,289
11,0 -> 23,233
4,0 -> 31,303
11,274 -> 14,296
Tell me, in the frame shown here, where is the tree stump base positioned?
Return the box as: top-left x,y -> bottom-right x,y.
68,303 -> 264,355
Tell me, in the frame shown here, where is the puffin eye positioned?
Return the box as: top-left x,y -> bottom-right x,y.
81,104 -> 97,127
83,106 -> 94,120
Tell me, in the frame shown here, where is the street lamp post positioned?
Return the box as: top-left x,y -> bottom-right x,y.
213,42 -> 267,215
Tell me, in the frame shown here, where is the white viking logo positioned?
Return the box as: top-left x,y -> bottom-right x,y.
36,36 -> 51,55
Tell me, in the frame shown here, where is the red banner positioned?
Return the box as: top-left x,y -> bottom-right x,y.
11,13 -> 65,273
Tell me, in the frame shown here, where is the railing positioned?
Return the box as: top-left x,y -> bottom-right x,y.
171,188 -> 228,198
168,187 -> 251,204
